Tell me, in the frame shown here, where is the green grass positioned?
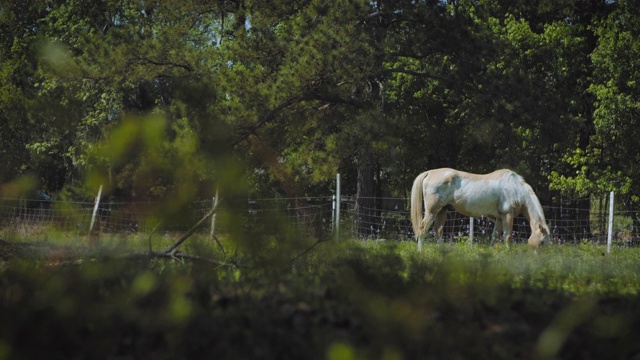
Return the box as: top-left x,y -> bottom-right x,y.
336,241 -> 640,294
2,232 -> 640,359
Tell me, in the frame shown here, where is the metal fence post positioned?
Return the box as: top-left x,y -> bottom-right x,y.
335,173 -> 341,241
607,191 -> 614,253
89,185 -> 103,233
332,195 -> 336,233
469,217 -> 474,247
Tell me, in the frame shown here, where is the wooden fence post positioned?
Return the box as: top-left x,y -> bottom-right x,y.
89,185 -> 103,234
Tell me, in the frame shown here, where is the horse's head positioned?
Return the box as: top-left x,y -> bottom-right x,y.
528,223 -> 550,248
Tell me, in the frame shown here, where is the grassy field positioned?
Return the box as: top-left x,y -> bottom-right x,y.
2,229 -> 640,359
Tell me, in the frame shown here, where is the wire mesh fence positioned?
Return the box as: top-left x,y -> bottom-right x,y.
1,195 -> 639,247
340,196 -> 640,247
0,196 -> 335,236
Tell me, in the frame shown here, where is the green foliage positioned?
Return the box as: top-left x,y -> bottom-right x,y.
3,239 -> 640,358
0,0 -> 630,204
0,0 -> 232,195
582,0 -> 640,201
549,147 -> 635,198
9,1 -> 640,356
88,113 -> 212,198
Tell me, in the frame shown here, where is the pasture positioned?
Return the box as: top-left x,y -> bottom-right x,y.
2,230 -> 640,359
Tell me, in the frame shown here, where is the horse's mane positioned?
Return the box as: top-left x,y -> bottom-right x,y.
501,170 -> 546,227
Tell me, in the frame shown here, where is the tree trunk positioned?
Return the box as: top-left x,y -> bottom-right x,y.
356,150 -> 378,239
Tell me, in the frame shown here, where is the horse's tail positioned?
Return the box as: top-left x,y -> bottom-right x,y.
411,171 -> 429,239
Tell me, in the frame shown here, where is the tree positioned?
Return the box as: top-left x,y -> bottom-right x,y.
472,0 -> 611,240
2,0 -> 631,242
0,0 -> 54,189
219,0 -> 501,237
552,0 -> 640,234
29,0 -> 235,201
216,0 -> 386,236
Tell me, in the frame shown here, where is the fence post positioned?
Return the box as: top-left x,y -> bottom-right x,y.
89,185 -> 103,233
332,195 -> 336,233
469,217 -> 474,247
607,191 -> 614,253
335,173 -> 341,241
210,188 -> 219,238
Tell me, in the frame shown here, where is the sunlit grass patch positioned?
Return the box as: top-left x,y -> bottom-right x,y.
338,240 -> 640,297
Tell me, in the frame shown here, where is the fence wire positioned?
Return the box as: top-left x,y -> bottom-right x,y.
340,196 -> 640,246
1,196 -> 638,246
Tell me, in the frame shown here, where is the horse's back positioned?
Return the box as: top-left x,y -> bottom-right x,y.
422,168 -> 523,217
426,168 -> 514,180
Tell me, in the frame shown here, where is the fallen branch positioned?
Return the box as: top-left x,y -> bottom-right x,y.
133,251 -> 240,268
40,251 -> 241,268
290,238 -> 329,263
163,199 -> 220,254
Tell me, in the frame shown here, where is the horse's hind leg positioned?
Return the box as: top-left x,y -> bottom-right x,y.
418,193 -> 444,251
434,208 -> 448,245
417,212 -> 435,252
418,207 -> 445,250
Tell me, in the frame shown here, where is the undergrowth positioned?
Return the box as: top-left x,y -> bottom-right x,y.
2,234 -> 640,359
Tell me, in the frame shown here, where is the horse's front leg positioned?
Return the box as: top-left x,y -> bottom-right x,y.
502,212 -> 515,248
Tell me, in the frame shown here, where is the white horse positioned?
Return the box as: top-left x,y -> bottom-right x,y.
410,168 -> 550,251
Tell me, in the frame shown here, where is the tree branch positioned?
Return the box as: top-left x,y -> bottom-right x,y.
245,96 -> 301,136
132,56 -> 193,72
290,238 -> 329,263
389,51 -> 432,60
136,251 -> 240,267
40,251 -> 241,268
233,92 -> 363,146
163,199 -> 220,254
381,68 -> 449,82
